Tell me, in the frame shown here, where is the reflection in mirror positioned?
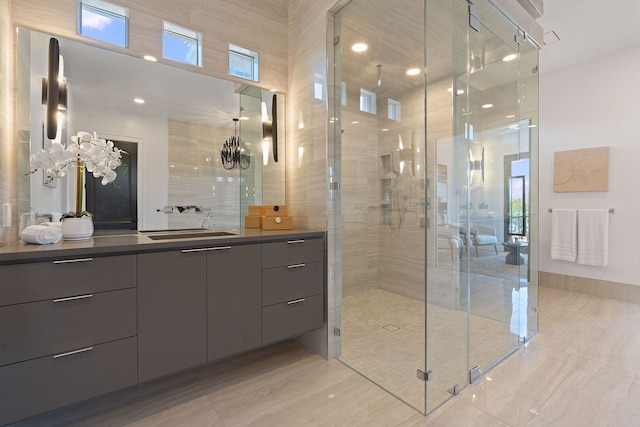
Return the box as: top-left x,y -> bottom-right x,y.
17,28 -> 285,232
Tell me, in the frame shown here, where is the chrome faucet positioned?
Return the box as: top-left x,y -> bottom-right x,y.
201,212 -> 213,229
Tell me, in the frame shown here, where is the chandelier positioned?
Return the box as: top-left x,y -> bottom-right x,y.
221,118 -> 250,170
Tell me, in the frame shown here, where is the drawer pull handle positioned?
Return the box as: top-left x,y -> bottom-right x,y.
287,263 -> 306,269
53,346 -> 94,359
53,294 -> 93,303
286,240 -> 305,244
182,246 -> 232,253
182,248 -> 210,253
53,258 -> 93,264
287,298 -> 306,305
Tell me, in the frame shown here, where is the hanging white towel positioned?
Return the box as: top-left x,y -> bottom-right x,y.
550,209 -> 577,261
577,209 -> 609,267
20,224 -> 62,245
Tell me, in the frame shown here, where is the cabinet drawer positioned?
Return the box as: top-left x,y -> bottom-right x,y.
262,238 -> 323,268
0,336 -> 137,426
0,288 -> 136,367
0,255 -> 136,306
262,294 -> 323,345
262,261 -> 323,306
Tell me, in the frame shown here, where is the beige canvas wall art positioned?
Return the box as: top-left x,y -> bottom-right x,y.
553,146 -> 610,192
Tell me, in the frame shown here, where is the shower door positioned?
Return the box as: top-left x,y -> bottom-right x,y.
459,0 -> 540,382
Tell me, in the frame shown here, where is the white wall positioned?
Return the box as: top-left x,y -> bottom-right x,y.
71,104 -> 169,231
29,96 -> 169,231
539,45 -> 640,286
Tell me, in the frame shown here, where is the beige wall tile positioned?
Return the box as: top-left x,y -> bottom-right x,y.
0,0 -> 17,245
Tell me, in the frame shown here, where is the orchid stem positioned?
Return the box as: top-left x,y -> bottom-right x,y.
76,158 -> 83,217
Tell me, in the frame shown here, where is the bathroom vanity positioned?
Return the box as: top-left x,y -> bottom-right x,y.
0,229 -> 325,425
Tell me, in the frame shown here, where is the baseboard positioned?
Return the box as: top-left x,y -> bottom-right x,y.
540,271 -> 640,304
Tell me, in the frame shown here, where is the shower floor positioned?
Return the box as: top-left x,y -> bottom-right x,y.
340,279 -> 526,412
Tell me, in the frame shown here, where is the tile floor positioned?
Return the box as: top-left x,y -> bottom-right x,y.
15,286 -> 640,426
340,288 -> 521,412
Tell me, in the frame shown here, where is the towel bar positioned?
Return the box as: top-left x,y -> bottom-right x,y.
547,208 -> 615,213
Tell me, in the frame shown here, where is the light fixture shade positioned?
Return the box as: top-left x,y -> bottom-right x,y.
262,139 -> 270,166
43,38 -> 60,139
271,94 -> 278,163
261,94 -> 279,163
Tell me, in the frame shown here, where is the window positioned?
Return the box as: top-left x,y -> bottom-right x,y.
341,82 -> 347,106
388,98 -> 401,121
229,44 -> 259,81
78,0 -> 128,47
163,22 -> 202,67
360,89 -> 376,114
314,73 -> 325,100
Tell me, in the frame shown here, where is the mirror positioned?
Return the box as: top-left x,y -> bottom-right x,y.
17,28 -> 285,231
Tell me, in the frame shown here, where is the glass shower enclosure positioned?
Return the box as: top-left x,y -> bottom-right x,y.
330,0 -> 539,414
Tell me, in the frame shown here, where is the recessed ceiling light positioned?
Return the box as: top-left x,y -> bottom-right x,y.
351,43 -> 368,53
351,121 -> 359,124
503,53 -> 517,62
239,116 -> 249,120
381,128 -> 390,132
143,55 -> 157,62
406,68 -> 420,76
457,89 -> 465,95
482,103 -> 493,109
446,87 -> 465,95
506,114 -> 515,119
134,98 -> 145,104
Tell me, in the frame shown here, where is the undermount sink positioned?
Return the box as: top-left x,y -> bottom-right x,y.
144,231 -> 236,240
141,228 -> 213,233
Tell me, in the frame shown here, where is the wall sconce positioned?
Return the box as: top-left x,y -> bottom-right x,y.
41,38 -> 67,139
221,118 -> 250,170
469,146 -> 485,182
261,94 -> 278,165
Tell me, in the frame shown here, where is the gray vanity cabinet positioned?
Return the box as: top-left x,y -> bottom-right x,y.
261,238 -> 324,344
207,244 -> 261,361
137,250 -> 207,382
0,232 -> 324,424
0,255 -> 138,426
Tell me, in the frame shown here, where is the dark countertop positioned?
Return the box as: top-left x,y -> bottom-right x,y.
0,228 -> 326,265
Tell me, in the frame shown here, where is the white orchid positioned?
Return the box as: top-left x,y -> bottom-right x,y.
30,131 -> 122,186
29,131 -> 123,217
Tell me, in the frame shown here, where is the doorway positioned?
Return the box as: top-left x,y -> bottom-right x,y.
86,140 -> 138,230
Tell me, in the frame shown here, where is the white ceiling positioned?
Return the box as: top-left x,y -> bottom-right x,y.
537,0 -> 640,73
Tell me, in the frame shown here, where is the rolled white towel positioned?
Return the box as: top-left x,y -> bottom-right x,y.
20,225 -> 62,245
40,221 -> 62,228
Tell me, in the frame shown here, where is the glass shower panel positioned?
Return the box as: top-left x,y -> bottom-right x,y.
238,87 -> 286,225
238,89 -> 262,224
425,0 -> 472,413
465,0 -> 525,378
332,0 -> 539,416
334,0 -> 428,413
518,38 -> 540,338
